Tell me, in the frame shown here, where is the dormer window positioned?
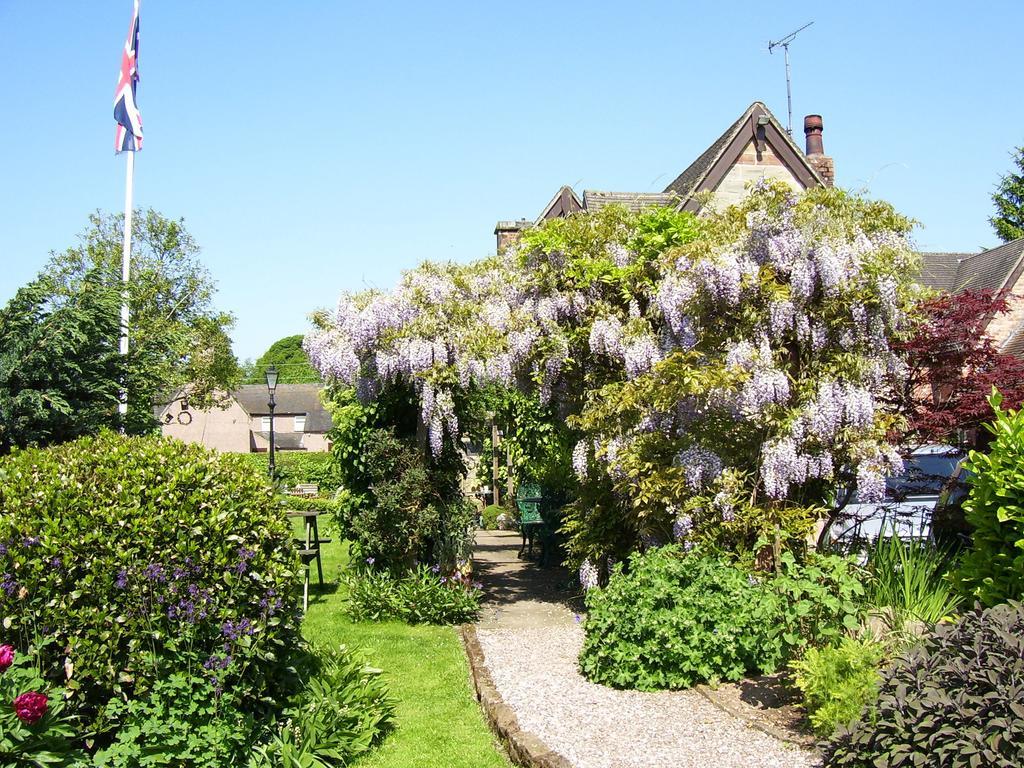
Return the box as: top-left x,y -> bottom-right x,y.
294,415 -> 306,433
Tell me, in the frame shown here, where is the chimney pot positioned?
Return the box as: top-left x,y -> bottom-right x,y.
804,114 -> 824,156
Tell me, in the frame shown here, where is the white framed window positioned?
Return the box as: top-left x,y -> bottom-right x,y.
260,416 -> 271,432
294,415 -> 306,432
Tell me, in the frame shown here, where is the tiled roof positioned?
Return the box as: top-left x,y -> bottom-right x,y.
583,190 -> 680,212
952,238 -> 1024,293
1000,321 -> 1024,359
233,384 -> 333,432
916,252 -> 970,292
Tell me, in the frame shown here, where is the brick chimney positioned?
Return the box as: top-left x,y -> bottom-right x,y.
494,219 -> 530,254
803,115 -> 835,187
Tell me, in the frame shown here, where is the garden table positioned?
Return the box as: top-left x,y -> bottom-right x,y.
286,509 -> 330,611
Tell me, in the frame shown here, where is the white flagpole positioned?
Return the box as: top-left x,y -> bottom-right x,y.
119,150 -> 134,423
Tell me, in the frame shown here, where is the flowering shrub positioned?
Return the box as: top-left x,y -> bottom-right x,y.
0,648 -> 86,765
306,183 -> 920,567
0,431 -> 301,726
342,565 -> 482,624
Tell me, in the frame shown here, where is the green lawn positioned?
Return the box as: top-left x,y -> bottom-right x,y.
299,536 -> 509,768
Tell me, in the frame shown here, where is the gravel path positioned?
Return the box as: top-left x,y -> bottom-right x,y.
475,624 -> 821,768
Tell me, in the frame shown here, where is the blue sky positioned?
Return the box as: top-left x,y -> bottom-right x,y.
1,1 -> 1020,361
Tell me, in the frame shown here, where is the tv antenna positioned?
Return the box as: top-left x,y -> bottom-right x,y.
768,21 -> 814,136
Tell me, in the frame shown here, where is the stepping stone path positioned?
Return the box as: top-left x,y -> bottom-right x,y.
468,530 -> 821,768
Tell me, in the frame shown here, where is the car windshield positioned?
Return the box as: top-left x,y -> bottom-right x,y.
888,453 -> 961,497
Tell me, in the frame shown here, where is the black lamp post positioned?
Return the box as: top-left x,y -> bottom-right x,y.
265,365 -> 278,479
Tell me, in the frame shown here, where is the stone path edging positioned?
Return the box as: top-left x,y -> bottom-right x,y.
461,625 -> 574,768
694,684 -> 818,750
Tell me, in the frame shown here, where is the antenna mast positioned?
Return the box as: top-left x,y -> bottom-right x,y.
768,21 -> 814,136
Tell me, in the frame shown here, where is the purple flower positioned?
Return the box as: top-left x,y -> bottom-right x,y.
221,618 -> 254,641
143,564 -> 166,583
1,574 -> 17,597
21,536 -> 40,548
365,557 -> 375,566
674,447 -> 723,492
234,547 -> 255,576
578,560 -> 599,591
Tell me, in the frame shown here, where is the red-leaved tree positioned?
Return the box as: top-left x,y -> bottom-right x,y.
893,289 -> 1024,447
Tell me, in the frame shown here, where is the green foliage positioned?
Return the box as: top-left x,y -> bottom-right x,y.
250,645 -> 393,768
0,273 -> 121,455
990,146 -> 1024,243
951,391 -> 1024,605
246,335 -> 320,385
865,536 -> 962,632
770,550 -> 867,654
789,637 -> 884,738
325,385 -> 470,572
46,209 -> 240,432
0,652 -> 87,767
480,505 -> 503,530
468,386 -> 574,497
234,451 -> 343,494
93,673 -> 253,767
0,432 -> 301,723
579,547 -> 784,689
825,601 -> 1024,768
342,566 -> 481,625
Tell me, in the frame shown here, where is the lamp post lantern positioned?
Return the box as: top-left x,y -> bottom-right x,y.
265,365 -> 279,479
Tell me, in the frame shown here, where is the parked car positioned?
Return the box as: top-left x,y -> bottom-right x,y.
825,444 -> 965,551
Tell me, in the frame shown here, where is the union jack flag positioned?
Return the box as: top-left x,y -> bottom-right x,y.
113,0 -> 142,153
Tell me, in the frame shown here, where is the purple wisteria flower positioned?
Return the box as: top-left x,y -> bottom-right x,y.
672,514 -> 694,541
578,560 -> 599,591
674,446 -> 723,492
571,440 -> 589,481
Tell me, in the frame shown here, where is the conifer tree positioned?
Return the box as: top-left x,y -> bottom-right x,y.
990,146 -> 1024,242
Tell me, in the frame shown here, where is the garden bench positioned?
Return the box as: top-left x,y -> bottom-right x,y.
515,482 -> 545,559
287,483 -> 319,497
286,508 -> 331,611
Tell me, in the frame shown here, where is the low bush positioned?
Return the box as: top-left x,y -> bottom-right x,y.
769,550 -> 866,654
865,536 -> 962,632
343,566 -> 482,625
0,432 -> 301,726
579,547 -> 784,689
250,644 -> 394,768
789,637 -> 884,738
824,601 -> 1024,767
951,392 -> 1024,606
93,673 -> 254,767
480,505 -> 503,530
235,451 -> 343,494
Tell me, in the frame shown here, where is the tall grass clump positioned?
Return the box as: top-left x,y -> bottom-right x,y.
865,536 -> 961,631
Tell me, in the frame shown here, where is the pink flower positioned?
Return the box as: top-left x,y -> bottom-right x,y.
0,645 -> 13,672
13,691 -> 47,724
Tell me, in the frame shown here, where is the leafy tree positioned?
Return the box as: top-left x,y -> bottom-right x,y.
245,335 -> 319,384
0,272 -> 121,453
45,209 -> 240,432
990,146 -> 1024,243
891,289 -> 1024,447
307,184 -> 920,567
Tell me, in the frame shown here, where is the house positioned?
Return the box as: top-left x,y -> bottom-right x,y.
918,239 -> 1024,356
494,101 -> 835,253
158,383 -> 333,453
